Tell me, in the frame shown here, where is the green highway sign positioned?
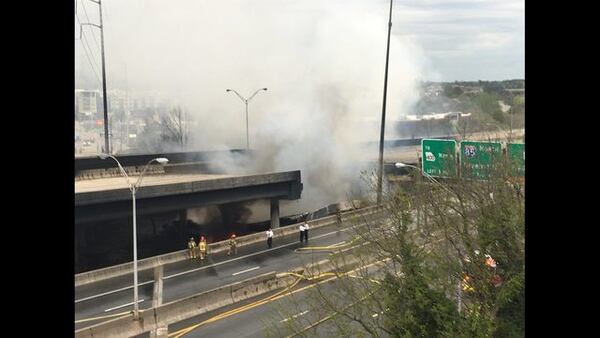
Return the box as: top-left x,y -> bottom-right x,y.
421,139 -> 457,178
507,143 -> 525,177
460,141 -> 503,179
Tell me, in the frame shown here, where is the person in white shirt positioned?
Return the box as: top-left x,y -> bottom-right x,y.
266,228 -> 274,248
299,223 -> 305,243
303,221 -> 309,242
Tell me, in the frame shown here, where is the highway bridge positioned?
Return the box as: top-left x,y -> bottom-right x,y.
75,171 -> 302,225
74,129 -> 522,272
75,129 -> 523,177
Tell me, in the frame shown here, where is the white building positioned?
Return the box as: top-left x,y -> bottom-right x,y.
75,89 -> 101,117
402,112 -> 470,121
108,89 -> 134,112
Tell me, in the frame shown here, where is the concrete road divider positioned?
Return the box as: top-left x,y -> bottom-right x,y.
75,240 -> 376,337
75,271 -> 295,338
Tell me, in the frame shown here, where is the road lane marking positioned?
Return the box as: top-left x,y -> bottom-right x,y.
280,310 -> 309,323
75,281 -> 154,303
104,299 -> 144,312
76,224 -> 358,303
232,266 -> 260,276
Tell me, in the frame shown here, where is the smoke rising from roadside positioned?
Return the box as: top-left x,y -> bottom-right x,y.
79,0 -> 429,213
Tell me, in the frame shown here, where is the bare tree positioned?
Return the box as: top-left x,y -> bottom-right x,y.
266,163 -> 525,337
160,106 -> 190,151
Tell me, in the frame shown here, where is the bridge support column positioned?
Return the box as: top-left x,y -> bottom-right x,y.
152,265 -> 163,307
270,198 -> 280,228
150,265 -> 167,337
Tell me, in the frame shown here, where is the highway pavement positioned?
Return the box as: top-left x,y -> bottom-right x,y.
135,256 -> 392,337
75,220 -> 366,328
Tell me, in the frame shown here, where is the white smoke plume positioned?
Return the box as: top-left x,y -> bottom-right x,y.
80,0 -> 430,215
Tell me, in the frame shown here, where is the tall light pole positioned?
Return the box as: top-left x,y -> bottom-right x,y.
377,0 -> 394,204
226,88 -> 268,150
98,154 -> 169,319
80,0 -> 110,154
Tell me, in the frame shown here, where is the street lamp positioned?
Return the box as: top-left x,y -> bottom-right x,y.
226,88 -> 268,150
98,154 -> 169,319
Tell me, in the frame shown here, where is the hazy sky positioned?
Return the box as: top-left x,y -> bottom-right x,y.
74,0 -> 524,211
75,0 -> 524,88
392,0 -> 524,81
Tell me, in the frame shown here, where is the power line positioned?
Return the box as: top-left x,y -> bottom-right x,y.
79,39 -> 102,86
76,14 -> 102,85
75,12 -> 102,75
101,0 -> 110,23
79,0 -> 101,51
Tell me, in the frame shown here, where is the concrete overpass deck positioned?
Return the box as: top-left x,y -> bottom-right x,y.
75,173 -> 233,193
75,171 -> 303,224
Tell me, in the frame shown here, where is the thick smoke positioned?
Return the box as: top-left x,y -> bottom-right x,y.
84,0 -> 429,214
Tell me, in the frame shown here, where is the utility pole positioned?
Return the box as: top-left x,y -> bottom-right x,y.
377,0 -> 393,204
80,0 -> 110,154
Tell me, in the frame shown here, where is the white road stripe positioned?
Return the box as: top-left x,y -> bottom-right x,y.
232,266 -> 260,276
104,299 -> 144,312
76,226 -> 353,303
75,280 -> 154,303
280,310 -> 310,323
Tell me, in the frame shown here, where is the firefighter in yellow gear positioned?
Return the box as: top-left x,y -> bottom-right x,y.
228,234 -> 237,255
187,237 -> 197,259
198,236 -> 207,261
462,274 -> 474,292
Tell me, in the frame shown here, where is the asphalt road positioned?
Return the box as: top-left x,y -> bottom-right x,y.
75,220 -> 362,328
143,256 -> 392,338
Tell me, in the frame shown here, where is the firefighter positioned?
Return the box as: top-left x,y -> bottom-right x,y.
462,274 -> 474,292
228,234 -> 237,256
198,236 -> 207,261
484,254 -> 497,269
187,237 -> 197,259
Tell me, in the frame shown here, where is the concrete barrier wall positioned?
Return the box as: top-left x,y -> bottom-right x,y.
74,310 -> 156,338
75,272 -> 296,338
75,205 -> 383,287
75,253 -> 372,337
75,239 -> 378,338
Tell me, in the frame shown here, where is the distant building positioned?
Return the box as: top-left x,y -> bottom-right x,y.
402,112 -> 469,121
75,89 -> 101,118
460,86 -> 483,94
108,89 -> 134,113
506,88 -> 525,94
